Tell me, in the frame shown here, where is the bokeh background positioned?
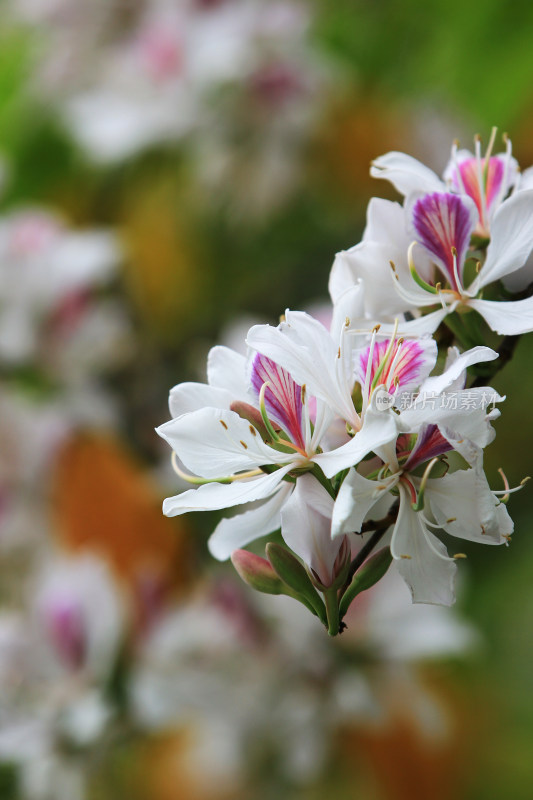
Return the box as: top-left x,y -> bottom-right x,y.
0,1 -> 532,798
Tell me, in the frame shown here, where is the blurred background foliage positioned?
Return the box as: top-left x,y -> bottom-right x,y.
0,0 -> 532,798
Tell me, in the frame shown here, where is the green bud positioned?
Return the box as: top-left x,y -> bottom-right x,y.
231,550 -> 285,595
339,546 -> 392,619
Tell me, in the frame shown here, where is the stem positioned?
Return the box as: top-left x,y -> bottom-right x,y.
470,334 -> 520,387
444,311 -> 476,349
323,587 -> 340,636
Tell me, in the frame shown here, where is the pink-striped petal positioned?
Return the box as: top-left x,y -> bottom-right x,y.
411,192 -> 477,291
250,353 -> 305,450
356,336 -> 437,395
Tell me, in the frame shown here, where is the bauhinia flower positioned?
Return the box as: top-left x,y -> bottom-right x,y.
156,340 -> 394,562
393,188 -> 533,334
370,128 -> 521,238
331,343 -> 515,605
333,186 -> 533,336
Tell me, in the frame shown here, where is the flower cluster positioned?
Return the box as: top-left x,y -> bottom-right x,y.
158,129 -> 531,634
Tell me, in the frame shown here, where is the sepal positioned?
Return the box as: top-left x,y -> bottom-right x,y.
266,542 -> 327,625
339,546 -> 393,619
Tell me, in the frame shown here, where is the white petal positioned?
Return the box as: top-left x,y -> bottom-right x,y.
371,307 -> 452,336
427,466 -> 512,545
472,190 -> 533,290
370,152 -> 443,196
281,474 -> 343,587
208,482 -> 293,560
314,406 -> 398,478
332,468 -> 398,537
157,407 -> 294,479
163,465 -> 293,516
332,241 -> 420,318
519,166 -> 533,191
467,296 -> 533,335
207,345 -> 248,396
399,388 -> 502,449
391,488 -> 456,605
501,252 -> 533,292
330,285 -> 365,344
418,345 -> 498,396
364,197 -> 408,242
169,382 -> 233,418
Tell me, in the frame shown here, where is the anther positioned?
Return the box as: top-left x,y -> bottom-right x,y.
454,553 -> 467,559
446,517 -> 457,524
220,420 -> 228,430
240,440 -> 248,449
249,425 -> 257,436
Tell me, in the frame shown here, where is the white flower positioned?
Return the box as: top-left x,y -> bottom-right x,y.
0,208 -> 120,363
370,129 -> 521,237
157,335 -> 390,560
334,188 -> 533,336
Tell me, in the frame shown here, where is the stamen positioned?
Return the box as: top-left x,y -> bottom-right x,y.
483,126 -> 498,178
401,475 -> 418,506
474,133 -> 488,230
453,553 -> 467,559
362,325 -> 379,415
492,472 -> 530,502
451,140 -> 467,194
371,318 -> 399,391
258,382 -> 281,443
171,452 -> 262,485
411,456 -> 440,511
407,242 -> 440,295
451,246 -> 464,294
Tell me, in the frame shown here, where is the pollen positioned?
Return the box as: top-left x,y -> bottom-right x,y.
240,440 -> 248,449
249,425 -> 257,436
400,554 -> 412,560
454,553 -> 467,559
220,420 -> 228,430
446,517 -> 457,524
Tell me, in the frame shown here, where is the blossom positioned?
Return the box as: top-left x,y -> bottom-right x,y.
331,344 -> 512,605
332,187 -> 533,336
0,208 -> 120,363
370,129 -> 521,237
157,337 -> 393,560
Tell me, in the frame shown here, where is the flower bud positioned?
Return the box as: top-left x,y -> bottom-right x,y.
231,550 -> 285,595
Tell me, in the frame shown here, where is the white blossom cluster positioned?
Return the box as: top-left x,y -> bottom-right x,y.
158,130 -> 532,631
11,0 -> 333,215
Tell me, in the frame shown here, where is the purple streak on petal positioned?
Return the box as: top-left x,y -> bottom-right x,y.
357,338 -> 430,394
412,192 -> 475,290
250,353 -> 305,450
451,157 -> 505,220
43,596 -> 86,671
403,424 -> 453,471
